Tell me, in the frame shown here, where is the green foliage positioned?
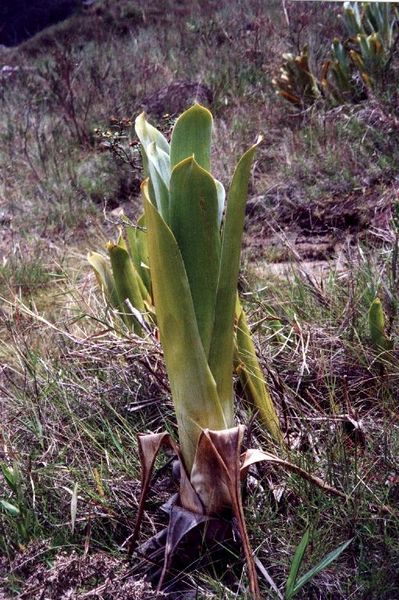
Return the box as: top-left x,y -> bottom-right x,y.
139,104 -> 283,468
368,296 -> 393,354
106,240 -> 147,334
327,38 -> 357,102
3,4 -> 399,597
88,107 -> 283,448
350,32 -> 385,88
275,2 -> 399,107
273,46 -> 321,108
285,530 -> 353,599
0,463 -> 38,550
334,1 -> 399,93
88,227 -> 152,334
88,105 -> 281,478
343,2 -> 398,48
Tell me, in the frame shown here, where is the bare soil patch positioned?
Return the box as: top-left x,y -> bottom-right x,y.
243,180 -> 396,276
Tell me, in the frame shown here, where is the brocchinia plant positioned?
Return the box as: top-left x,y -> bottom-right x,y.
134,105 -> 271,596
88,112 -> 283,445
89,106 -> 343,597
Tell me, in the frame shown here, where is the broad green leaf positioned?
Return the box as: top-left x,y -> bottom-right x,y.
135,112 -> 170,156
125,224 -> 138,262
119,229 -> 150,304
144,185 -> 227,471
290,538 -> 353,597
147,141 -> 171,187
0,499 -> 20,516
209,141 -> 260,423
169,156 -> 220,356
170,104 -> 212,172
107,242 -> 145,334
147,142 -> 170,221
126,215 -> 152,295
285,529 -> 310,599
135,112 -> 170,184
87,252 -> 119,308
235,298 -> 283,444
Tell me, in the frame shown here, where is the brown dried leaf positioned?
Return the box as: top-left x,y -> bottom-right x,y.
129,432 -> 178,554
130,432 -> 203,556
157,505 -> 209,591
190,426 -> 261,600
240,449 -> 346,499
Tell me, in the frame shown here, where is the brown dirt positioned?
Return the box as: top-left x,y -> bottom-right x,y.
243,180 -> 397,277
0,541 -> 164,599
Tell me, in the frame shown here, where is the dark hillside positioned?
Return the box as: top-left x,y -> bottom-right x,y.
0,0 -> 81,46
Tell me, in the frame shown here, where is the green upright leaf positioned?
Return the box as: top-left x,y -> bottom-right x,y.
169,156 -> 220,356
107,243 -> 145,334
87,251 -> 119,309
209,141 -> 260,423
144,184 -> 227,471
135,112 -> 170,187
285,529 -> 310,599
290,538 -> 353,598
146,141 -> 171,221
147,141 -> 170,186
126,215 -> 152,295
235,298 -> 283,444
119,231 -> 150,304
170,104 -> 212,171
135,112 -> 170,157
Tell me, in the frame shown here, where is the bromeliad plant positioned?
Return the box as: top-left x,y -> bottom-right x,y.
135,102 -> 264,477
274,2 -> 399,108
337,1 -> 399,91
272,45 -> 322,108
88,216 -> 152,336
130,104 -> 273,596
88,157 -> 282,444
325,38 -> 357,103
91,106 -> 346,597
89,238 -> 282,440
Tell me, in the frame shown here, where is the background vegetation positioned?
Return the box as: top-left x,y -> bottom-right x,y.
1,1 -> 399,598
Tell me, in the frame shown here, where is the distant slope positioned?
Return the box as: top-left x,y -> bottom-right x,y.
0,0 -> 81,46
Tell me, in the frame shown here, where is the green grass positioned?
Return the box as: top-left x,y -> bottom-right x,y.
0,327 -> 162,557
2,242 -> 399,597
0,257 -> 53,295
